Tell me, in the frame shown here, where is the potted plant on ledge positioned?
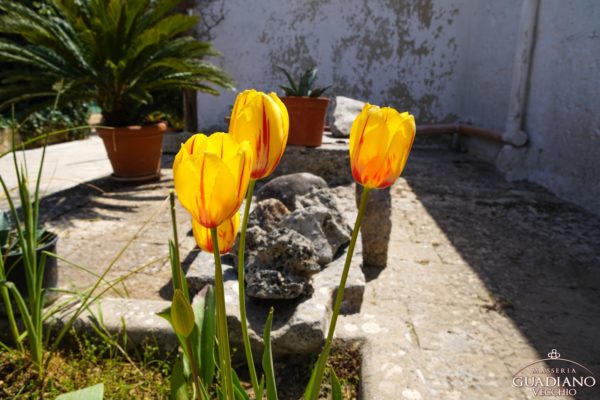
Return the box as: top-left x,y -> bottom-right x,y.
278,67 -> 331,147
0,0 -> 232,181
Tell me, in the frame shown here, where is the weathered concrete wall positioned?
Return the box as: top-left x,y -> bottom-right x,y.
520,1 -> 600,215
196,0 -> 464,131
196,0 -> 600,215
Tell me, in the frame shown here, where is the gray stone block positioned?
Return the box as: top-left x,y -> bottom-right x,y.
356,185 -> 391,269
330,96 -> 366,138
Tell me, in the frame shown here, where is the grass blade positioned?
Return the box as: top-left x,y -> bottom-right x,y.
232,369 -> 250,400
330,367 -> 342,400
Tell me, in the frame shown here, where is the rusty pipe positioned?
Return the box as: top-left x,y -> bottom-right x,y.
416,123 -> 519,145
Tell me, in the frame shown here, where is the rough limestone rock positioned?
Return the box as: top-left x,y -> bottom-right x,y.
331,96 -> 366,138
245,228 -> 321,299
239,188 -> 351,299
256,172 -> 328,210
287,188 -> 352,264
247,198 -> 290,232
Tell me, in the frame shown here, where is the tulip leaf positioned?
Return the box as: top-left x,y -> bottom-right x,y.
330,367 -> 342,400
171,355 -> 189,400
198,286 -> 216,385
303,363 -> 318,400
56,383 -> 104,400
262,308 -> 277,400
258,375 -> 265,400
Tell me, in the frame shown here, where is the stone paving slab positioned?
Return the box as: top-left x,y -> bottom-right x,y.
334,147 -> 600,400
0,135 -> 111,201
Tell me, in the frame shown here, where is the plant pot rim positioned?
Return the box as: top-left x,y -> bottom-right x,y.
5,230 -> 58,257
282,96 -> 330,101
96,122 -> 168,131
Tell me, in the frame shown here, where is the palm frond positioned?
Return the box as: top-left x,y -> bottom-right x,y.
0,0 -> 233,125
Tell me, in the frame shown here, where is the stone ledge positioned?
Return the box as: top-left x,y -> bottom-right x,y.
270,134 -> 352,186
185,239 -> 365,356
41,241 -> 364,357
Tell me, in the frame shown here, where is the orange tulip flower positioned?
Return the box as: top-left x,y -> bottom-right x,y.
229,89 -> 289,180
349,104 -> 415,189
173,132 -> 253,228
192,213 -> 240,254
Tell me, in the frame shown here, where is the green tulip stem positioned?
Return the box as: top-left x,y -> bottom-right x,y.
308,186 -> 371,400
210,227 -> 235,400
169,191 -> 187,300
185,336 -> 205,400
236,179 -> 261,399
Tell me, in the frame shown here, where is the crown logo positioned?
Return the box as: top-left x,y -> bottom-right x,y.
548,349 -> 561,359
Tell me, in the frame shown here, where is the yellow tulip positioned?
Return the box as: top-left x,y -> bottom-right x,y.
349,104 -> 415,189
173,132 -> 253,228
229,89 -> 289,180
192,212 -> 240,254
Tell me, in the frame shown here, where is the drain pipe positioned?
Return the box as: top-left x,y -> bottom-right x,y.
495,0 -> 540,179
417,123 -> 507,145
502,0 -> 540,146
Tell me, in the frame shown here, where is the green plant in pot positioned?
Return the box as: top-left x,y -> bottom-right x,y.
0,210 -> 58,308
0,0 -> 233,181
278,66 -> 331,147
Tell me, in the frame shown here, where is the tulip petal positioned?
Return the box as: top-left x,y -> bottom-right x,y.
192,212 -> 240,254
174,152 -> 202,222
199,152 -> 237,227
230,90 -> 288,180
227,141 -> 253,207
206,132 -> 240,160
349,104 -> 415,189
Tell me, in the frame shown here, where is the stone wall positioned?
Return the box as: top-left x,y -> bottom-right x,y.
196,0 -> 464,130
195,0 -> 600,215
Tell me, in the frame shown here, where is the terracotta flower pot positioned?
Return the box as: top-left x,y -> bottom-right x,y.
281,96 -> 329,147
97,123 -> 167,182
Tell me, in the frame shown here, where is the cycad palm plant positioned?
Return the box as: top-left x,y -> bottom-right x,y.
0,0 -> 232,126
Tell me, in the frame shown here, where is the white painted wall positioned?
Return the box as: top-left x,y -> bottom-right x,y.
522,1 -> 600,215
195,0 -> 600,215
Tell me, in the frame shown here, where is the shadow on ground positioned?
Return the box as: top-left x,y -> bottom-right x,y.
403,148 -> 600,374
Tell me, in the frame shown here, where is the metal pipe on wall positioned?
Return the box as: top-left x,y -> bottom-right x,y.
417,123 -> 508,145
502,0 -> 541,147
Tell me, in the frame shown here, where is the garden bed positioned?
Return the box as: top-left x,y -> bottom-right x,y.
0,335 -> 361,400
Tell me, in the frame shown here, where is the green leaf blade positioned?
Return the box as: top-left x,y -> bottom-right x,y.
56,383 -> 104,400
262,308 -> 277,400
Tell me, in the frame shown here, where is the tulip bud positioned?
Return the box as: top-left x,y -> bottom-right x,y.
171,289 -> 195,337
